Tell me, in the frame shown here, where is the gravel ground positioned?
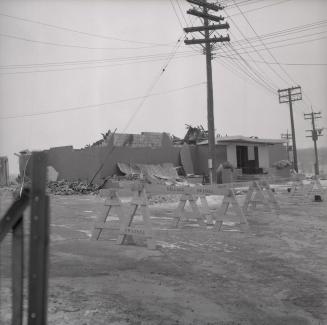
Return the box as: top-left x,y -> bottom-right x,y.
0,186 -> 326,325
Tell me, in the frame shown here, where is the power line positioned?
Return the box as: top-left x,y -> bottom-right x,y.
231,1 -> 319,115
228,0 -> 291,17
231,0 -> 292,86
217,44 -> 277,96
0,12 -> 172,47
0,32 -> 175,51
224,43 -> 277,93
1,19 -> 325,69
0,52 -> 200,75
222,7 -> 279,91
0,82 -> 205,120
169,0 -> 185,30
122,38 -> 184,132
226,34 -> 327,56
215,54 -> 327,66
230,19 -> 327,45
174,0 -> 189,27
0,50 -> 196,69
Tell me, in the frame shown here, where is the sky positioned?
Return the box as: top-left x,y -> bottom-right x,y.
0,0 -> 326,174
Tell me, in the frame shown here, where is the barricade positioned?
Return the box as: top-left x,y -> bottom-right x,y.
91,188 -> 124,241
266,175 -> 325,204
92,184 -> 156,250
91,181 -> 252,250
242,180 -> 280,215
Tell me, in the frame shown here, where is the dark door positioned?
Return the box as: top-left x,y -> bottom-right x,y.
236,146 -> 248,169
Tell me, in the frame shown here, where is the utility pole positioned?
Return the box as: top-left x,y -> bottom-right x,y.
281,130 -> 292,161
278,86 -> 302,173
184,0 -> 230,184
304,111 -> 323,175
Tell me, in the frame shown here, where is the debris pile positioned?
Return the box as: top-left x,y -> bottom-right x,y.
148,194 -> 180,205
172,124 -> 209,145
47,180 -> 100,195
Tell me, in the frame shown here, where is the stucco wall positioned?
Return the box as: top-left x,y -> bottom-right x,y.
268,143 -> 288,166
226,144 -> 237,167
258,145 -> 270,169
36,137 -> 181,183
194,145 -> 227,175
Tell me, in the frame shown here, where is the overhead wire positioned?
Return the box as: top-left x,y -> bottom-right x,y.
0,12 -> 172,47
169,0 -> 185,30
0,32 -> 175,50
232,0 -> 317,113
228,0 -> 291,17
214,54 -> 327,66
0,52 -> 200,75
0,50 -> 197,69
232,0 -> 320,87
0,81 -> 205,120
230,19 -> 327,45
216,44 -> 277,96
228,34 -> 327,55
220,9 -> 279,91
122,37 -> 184,132
226,2 -> 289,87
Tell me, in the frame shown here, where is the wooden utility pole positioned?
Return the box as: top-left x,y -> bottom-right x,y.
304,111 -> 323,175
184,0 -> 230,183
281,130 -> 292,161
278,86 -> 302,172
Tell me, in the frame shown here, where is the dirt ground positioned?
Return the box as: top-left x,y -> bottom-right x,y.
0,185 -> 327,325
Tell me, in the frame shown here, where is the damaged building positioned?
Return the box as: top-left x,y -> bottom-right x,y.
18,131 -> 288,184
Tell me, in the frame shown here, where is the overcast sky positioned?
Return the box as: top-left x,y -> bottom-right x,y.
0,0 -> 326,174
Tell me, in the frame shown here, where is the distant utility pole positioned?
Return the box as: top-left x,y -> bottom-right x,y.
278,86 -> 302,173
184,0 -> 230,184
281,130 -> 292,161
304,110 -> 323,175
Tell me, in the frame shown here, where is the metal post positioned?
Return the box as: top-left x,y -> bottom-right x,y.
288,89 -> 298,172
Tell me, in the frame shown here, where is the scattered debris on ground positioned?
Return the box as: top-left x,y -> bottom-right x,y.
47,180 -> 100,195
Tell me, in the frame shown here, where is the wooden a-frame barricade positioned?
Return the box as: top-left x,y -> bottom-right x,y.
91,188 -> 124,240
92,183 -> 156,249
214,188 -> 249,231
174,193 -> 207,228
117,183 -> 156,250
170,183 -> 248,231
242,180 -> 280,215
91,180 -> 269,250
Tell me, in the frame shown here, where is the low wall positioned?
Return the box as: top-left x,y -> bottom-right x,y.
35,139 -> 181,183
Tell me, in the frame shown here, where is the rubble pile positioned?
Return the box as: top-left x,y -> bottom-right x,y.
148,194 -> 180,205
48,180 -> 100,195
